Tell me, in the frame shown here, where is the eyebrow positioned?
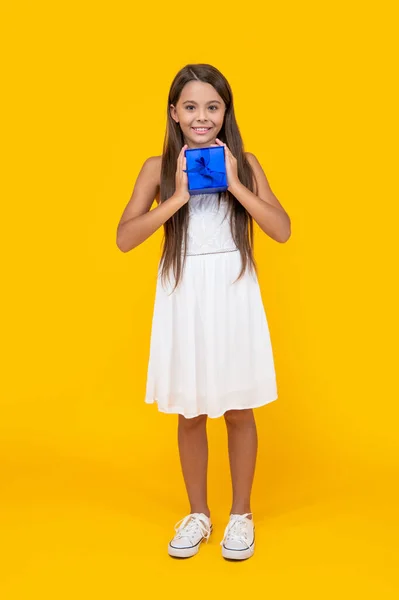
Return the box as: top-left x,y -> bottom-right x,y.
182,100 -> 222,104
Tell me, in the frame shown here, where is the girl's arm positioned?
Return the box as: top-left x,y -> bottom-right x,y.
231,152 -> 291,243
116,157 -> 189,252
216,139 -> 290,243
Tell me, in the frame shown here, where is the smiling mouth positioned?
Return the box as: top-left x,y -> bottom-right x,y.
192,127 -> 212,134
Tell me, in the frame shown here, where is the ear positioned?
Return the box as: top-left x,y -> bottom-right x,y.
170,104 -> 178,123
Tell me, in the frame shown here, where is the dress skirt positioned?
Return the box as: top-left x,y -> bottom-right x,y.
144,249 -> 278,419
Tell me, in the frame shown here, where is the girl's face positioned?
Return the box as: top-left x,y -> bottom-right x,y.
170,81 -> 226,148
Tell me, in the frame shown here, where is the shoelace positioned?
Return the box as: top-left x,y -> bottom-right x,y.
220,512 -> 253,549
174,513 -> 212,544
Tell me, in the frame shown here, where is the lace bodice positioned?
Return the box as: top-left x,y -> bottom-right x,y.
183,193 -> 238,256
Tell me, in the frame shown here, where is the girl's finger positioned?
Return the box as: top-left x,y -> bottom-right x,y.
178,145 -> 186,164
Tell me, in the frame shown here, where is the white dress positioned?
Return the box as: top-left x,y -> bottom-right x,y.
144,192 -> 278,419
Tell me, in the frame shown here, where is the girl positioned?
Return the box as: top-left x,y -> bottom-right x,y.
116,64 -> 291,561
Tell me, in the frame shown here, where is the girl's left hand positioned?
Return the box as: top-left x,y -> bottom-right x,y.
213,138 -> 240,192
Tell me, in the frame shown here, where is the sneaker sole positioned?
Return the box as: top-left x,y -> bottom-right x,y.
221,536 -> 255,560
168,525 -> 213,558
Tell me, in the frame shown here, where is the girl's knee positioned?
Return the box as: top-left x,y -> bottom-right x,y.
224,408 -> 254,426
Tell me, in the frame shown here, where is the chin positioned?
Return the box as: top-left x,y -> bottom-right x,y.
187,132 -> 217,143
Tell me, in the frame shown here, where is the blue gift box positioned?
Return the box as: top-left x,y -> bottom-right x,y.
183,146 -> 228,195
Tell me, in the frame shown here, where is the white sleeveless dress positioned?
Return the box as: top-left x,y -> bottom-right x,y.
144,193 -> 278,419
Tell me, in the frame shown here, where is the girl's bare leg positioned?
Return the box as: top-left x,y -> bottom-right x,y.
177,414 -> 210,517
224,408 -> 257,518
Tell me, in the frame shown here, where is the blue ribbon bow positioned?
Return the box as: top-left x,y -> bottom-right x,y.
183,148 -> 225,187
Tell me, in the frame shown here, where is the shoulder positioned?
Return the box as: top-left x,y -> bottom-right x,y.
144,154 -> 162,165
245,151 -> 270,180
244,152 -> 289,218
244,151 -> 268,183
142,155 -> 162,183
143,154 -> 162,174
245,151 -> 260,167
244,151 -> 275,198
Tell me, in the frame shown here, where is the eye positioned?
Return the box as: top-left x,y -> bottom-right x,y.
185,105 -> 218,110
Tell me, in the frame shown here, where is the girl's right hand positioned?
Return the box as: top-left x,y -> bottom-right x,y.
175,144 -> 190,204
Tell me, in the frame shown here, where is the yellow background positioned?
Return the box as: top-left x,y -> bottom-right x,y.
1,0 -> 398,597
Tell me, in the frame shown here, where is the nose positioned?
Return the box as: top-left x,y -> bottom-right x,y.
196,109 -> 209,123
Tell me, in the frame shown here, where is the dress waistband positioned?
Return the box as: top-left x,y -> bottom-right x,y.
183,248 -> 239,257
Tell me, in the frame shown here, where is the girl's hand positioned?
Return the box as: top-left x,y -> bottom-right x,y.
175,144 -> 190,204
214,138 -> 240,191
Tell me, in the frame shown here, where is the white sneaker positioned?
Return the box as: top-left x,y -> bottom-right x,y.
220,512 -> 255,560
168,512 -> 213,558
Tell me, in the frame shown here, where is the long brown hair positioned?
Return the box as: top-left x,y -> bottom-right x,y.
159,63 -> 258,293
